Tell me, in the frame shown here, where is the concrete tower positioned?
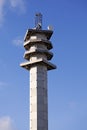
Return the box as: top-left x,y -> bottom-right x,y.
20,13 -> 56,130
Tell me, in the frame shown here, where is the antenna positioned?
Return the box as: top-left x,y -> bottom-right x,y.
35,13 -> 42,30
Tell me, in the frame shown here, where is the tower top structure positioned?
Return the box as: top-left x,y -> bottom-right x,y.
21,13 -> 56,70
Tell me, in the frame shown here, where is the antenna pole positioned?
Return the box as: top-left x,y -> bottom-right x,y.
35,13 -> 42,30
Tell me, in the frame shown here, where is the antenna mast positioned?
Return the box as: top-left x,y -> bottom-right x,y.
35,13 -> 42,30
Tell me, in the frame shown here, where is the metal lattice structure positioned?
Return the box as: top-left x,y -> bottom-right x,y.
35,13 -> 42,30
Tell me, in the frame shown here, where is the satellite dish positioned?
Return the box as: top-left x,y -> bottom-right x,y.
47,25 -> 53,31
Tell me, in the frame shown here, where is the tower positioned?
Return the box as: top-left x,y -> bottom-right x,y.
20,13 -> 56,130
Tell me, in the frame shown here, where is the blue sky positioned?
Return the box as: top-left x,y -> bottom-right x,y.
0,0 -> 87,130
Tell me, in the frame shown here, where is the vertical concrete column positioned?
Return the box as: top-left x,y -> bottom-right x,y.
30,64 -> 48,130
30,66 -> 37,130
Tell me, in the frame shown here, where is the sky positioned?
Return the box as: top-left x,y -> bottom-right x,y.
0,0 -> 87,130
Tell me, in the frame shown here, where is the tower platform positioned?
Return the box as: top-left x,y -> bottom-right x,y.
20,58 -> 56,71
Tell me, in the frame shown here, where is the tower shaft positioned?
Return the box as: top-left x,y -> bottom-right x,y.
30,65 -> 48,130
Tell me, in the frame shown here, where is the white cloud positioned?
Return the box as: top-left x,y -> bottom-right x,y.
0,81 -> 8,89
0,116 -> 16,130
12,37 -> 23,46
9,0 -> 26,13
0,81 -> 7,87
0,0 -> 26,26
0,0 -> 5,26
